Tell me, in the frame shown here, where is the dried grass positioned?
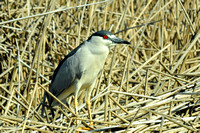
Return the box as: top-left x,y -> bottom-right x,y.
0,0 -> 200,132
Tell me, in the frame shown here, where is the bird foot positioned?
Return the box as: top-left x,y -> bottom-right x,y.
89,121 -> 94,126
78,127 -> 92,131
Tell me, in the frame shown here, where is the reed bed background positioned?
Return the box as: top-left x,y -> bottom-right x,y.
0,0 -> 200,132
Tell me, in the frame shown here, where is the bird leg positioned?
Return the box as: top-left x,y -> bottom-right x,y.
74,81 -> 81,125
86,99 -> 93,125
74,98 -> 78,115
74,96 -> 79,125
85,82 -> 96,126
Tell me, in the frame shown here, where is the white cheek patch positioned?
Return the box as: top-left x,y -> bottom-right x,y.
108,35 -> 116,39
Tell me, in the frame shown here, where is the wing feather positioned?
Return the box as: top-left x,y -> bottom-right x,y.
47,43 -> 83,105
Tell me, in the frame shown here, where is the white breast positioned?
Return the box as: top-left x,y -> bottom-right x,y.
77,41 -> 109,86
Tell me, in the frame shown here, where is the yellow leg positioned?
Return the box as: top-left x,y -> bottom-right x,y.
86,99 -> 93,126
74,98 -> 79,125
74,98 -> 78,115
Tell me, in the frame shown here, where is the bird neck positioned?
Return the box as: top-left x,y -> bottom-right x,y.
86,40 -> 110,55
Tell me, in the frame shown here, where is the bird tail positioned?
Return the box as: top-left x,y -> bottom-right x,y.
41,91 -> 46,117
41,91 -> 56,118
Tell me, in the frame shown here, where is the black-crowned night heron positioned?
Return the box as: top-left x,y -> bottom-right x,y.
41,30 -> 130,123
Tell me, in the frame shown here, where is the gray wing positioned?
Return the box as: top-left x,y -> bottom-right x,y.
48,44 -> 83,105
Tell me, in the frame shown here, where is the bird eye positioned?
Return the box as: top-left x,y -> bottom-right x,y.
103,35 -> 108,39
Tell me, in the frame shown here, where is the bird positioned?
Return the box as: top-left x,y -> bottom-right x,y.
41,30 -> 130,123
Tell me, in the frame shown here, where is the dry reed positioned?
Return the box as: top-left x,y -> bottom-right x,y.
0,0 -> 200,132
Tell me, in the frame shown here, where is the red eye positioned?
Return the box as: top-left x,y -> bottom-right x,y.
103,35 -> 108,39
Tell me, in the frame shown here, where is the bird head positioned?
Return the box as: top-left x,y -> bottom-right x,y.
87,30 -> 130,47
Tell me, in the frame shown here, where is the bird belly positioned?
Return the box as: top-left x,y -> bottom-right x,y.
79,55 -> 105,87
80,70 -> 99,87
